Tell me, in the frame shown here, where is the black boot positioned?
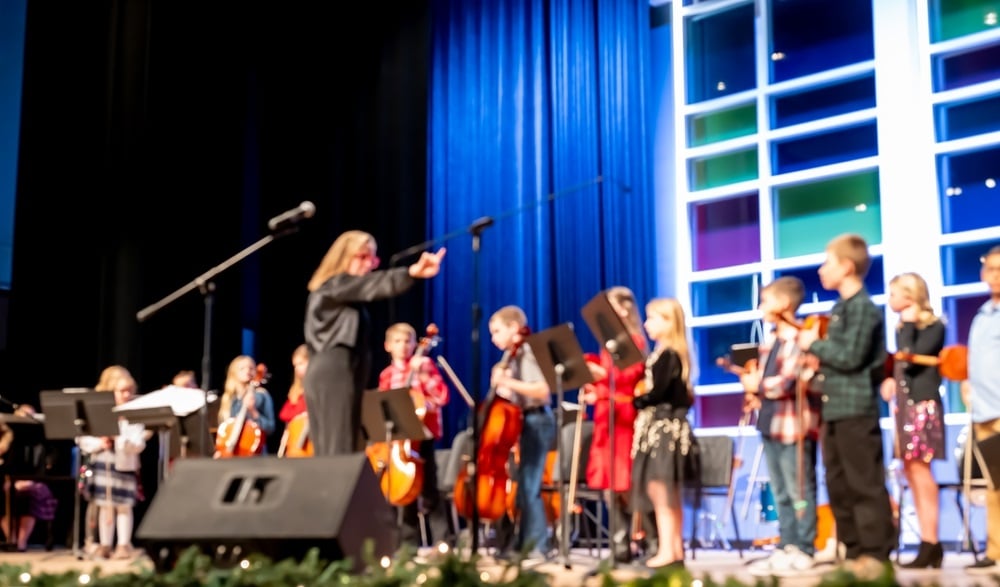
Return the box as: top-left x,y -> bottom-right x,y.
901,541 -> 943,569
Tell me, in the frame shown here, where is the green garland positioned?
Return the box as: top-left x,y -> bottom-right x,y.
0,545 -> 911,587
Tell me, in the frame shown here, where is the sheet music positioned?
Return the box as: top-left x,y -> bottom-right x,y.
112,386 -> 208,417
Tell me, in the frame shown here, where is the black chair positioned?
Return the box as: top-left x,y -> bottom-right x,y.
546,418 -> 611,554
688,434 -> 743,559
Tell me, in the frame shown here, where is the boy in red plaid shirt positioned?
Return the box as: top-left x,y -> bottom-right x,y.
378,322 -> 451,548
742,276 -> 822,576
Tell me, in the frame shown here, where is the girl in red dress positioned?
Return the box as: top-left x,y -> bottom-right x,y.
581,286 -> 650,562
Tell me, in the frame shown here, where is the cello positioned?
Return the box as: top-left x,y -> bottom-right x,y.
453,326 -> 528,522
365,323 -> 441,506
278,412 -> 314,458
214,363 -> 269,458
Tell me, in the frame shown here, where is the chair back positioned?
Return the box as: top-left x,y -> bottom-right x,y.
696,434 -> 734,489
551,419 -> 593,483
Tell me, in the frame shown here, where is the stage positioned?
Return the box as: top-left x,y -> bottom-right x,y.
3,545 -> 992,586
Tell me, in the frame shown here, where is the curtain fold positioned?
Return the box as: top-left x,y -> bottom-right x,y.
427,0 -> 657,441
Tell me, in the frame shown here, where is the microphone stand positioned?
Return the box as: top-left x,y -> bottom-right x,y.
467,216 -> 492,557
136,227 -> 300,457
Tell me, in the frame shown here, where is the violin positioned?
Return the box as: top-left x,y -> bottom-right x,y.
453,325 -> 528,522
214,363 -> 269,458
889,344 -> 967,381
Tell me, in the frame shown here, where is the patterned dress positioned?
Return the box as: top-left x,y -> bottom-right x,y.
630,346 -> 699,512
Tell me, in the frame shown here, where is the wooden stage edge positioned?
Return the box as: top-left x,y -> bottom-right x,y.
2,546 -> 994,586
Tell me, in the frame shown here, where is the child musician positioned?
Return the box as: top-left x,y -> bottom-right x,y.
489,305 -> 554,560
632,298 -> 698,570
77,370 -> 146,559
378,322 -> 451,547
742,276 -> 822,576
797,233 -> 894,581
279,344 -> 309,425
581,286 -> 651,562
217,355 -> 276,455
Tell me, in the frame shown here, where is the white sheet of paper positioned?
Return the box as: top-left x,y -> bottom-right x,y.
112,386 -> 207,417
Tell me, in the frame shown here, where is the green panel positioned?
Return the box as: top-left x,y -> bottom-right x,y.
689,104 -> 757,147
774,171 -> 883,258
931,0 -> 1000,42
690,149 -> 758,190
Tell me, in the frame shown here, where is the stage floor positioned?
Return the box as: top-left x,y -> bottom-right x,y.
3,546 -> 993,586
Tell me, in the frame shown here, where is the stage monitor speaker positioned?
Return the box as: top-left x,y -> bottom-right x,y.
136,454 -> 397,571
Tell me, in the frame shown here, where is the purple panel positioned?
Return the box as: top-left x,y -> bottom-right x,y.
697,393 -> 745,428
692,194 -> 761,271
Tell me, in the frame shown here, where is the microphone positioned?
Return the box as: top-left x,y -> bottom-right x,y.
267,201 -> 316,232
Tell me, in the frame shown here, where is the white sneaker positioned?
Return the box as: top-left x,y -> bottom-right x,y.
782,545 -> 815,573
748,548 -> 789,576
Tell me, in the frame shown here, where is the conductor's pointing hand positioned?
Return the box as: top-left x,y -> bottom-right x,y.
408,247 -> 447,279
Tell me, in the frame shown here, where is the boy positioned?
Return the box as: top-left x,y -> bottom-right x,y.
378,322 -> 451,548
797,233 -> 894,580
743,276 -> 822,575
962,244 -> 1000,573
488,305 -> 554,560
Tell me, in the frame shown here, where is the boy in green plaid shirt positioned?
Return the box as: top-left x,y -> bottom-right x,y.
797,233 -> 894,581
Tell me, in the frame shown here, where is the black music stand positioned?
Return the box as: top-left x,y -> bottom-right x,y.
38,390 -> 120,560
114,407 -> 176,483
361,389 -> 431,519
525,323 -> 593,568
581,291 -> 644,572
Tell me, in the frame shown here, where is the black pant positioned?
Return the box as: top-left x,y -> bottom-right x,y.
398,438 -> 452,547
822,416 -> 897,561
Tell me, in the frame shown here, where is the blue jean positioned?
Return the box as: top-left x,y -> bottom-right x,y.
516,408 -> 555,553
762,436 -> 817,554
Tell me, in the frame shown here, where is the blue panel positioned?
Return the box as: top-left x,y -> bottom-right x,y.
935,93 -> 1000,142
685,3 -> 756,104
771,75 -> 876,129
938,146 -> 1000,233
940,241 -> 1000,286
693,321 -> 758,385
690,274 -> 760,317
772,122 -> 878,174
0,0 -> 27,290
770,0 -> 874,83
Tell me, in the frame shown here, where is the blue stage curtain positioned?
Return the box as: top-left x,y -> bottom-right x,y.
426,0 -> 657,442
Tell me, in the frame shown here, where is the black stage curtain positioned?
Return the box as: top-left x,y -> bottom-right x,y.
4,1 -> 431,439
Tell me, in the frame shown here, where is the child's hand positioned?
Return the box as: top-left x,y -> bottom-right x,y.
797,325 -> 819,351
580,384 -> 598,405
880,377 -> 897,402
586,361 -> 608,382
742,392 -> 761,413
739,365 -> 761,393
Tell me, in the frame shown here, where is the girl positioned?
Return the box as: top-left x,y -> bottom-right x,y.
880,272 -> 946,568
217,355 -> 276,455
77,369 -> 146,559
278,344 -> 309,425
580,286 -> 651,562
631,297 -> 698,569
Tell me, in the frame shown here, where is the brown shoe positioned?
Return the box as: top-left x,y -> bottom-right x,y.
95,545 -> 112,559
112,545 -> 134,560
